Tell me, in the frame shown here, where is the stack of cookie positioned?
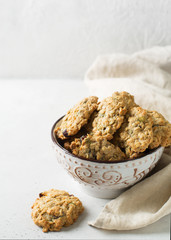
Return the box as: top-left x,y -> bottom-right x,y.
55,92 -> 171,161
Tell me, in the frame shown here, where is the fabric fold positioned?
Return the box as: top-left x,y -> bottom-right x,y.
85,46 -> 171,230
85,46 -> 171,121
88,162 -> 171,230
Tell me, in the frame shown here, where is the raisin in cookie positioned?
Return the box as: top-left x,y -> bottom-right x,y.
91,92 -> 137,140
67,134 -> 125,162
54,96 -> 98,139
63,127 -> 87,151
148,111 -> 171,149
31,189 -> 84,232
116,107 -> 153,158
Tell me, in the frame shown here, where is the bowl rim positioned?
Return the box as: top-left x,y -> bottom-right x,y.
51,116 -> 163,164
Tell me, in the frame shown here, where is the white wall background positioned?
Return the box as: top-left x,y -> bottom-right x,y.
0,0 -> 171,79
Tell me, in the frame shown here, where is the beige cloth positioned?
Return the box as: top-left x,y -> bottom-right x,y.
84,46 -> 171,230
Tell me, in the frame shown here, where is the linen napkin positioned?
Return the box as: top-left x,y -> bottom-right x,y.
84,46 -> 171,230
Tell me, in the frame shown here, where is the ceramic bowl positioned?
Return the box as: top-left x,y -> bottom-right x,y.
51,117 -> 164,199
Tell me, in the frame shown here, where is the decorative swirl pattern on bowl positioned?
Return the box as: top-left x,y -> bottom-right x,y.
53,141 -> 163,191
75,167 -> 92,182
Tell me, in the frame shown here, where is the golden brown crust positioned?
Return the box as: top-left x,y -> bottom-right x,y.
148,111 -> 171,149
31,189 -> 84,232
68,134 -> 125,162
112,91 -> 138,110
55,96 -> 98,139
63,127 -> 87,151
115,107 -> 153,158
90,92 -> 137,140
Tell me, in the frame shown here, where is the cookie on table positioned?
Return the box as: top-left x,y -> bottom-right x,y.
31,189 -> 84,232
148,111 -> 171,149
116,107 -> 153,158
90,92 -> 137,140
54,96 -> 98,139
68,134 -> 125,162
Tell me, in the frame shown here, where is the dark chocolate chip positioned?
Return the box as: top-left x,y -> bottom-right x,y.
53,216 -> 60,219
39,192 -> 44,198
80,135 -> 86,143
63,129 -> 68,137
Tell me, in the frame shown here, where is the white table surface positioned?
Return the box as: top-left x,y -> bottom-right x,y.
0,79 -> 170,240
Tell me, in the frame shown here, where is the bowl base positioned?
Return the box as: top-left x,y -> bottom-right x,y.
81,185 -> 126,199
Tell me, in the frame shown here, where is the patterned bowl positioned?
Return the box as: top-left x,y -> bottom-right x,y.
51,117 -> 164,199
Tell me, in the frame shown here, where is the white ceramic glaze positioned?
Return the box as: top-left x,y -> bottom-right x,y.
51,118 -> 164,199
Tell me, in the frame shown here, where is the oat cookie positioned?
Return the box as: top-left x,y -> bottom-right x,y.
31,189 -> 84,232
91,92 -> 137,140
148,111 -> 171,149
84,110 -> 98,133
63,127 -> 87,151
112,91 -> 138,110
116,107 -> 153,158
55,96 -> 98,139
68,134 -> 125,162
